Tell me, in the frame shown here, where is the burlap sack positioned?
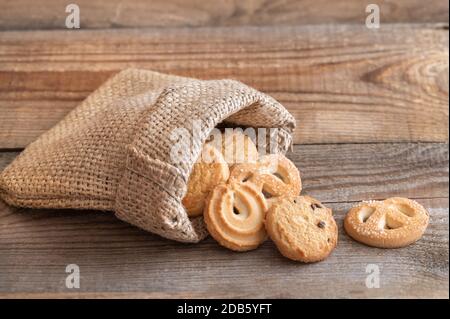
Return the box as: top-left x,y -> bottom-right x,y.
0,69 -> 295,243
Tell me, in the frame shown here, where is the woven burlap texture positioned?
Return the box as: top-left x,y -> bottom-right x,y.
0,69 -> 296,243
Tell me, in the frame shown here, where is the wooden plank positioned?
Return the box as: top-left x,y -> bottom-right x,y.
0,152 -> 18,170
0,0 -> 448,30
0,25 -> 448,148
0,197 -> 447,298
0,143 -> 448,297
1,143 -> 448,202
290,143 -> 449,201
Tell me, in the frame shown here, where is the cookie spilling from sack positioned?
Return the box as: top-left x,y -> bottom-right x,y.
182,143 -> 230,217
204,182 -> 268,251
265,196 -> 338,262
344,197 -> 429,248
182,131 -> 338,263
182,132 -> 431,261
229,154 -> 301,207
203,152 -> 302,252
183,132 -> 259,217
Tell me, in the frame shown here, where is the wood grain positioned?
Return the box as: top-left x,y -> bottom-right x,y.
0,0 -> 448,30
0,143 -> 448,297
0,198 -> 447,298
0,25 -> 448,148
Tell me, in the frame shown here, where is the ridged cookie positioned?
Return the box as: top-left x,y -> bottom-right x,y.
182,143 -> 230,217
204,182 -> 268,251
344,197 -> 429,248
265,196 -> 338,262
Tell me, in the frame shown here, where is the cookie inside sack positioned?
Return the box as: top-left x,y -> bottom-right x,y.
182,131 -> 259,217
183,130 -> 311,256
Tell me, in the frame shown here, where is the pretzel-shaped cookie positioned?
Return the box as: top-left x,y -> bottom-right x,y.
204,182 -> 268,251
344,197 -> 429,248
228,154 -> 301,205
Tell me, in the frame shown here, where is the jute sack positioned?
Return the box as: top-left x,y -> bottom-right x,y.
0,69 -> 295,243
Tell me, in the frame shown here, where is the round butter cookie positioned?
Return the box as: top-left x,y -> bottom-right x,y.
344,197 -> 429,248
265,196 -> 338,262
182,143 -> 230,217
204,182 -> 268,251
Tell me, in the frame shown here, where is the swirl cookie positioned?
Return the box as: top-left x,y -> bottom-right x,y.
182,143 -> 230,217
204,182 -> 268,251
344,197 -> 429,248
219,131 -> 259,166
265,196 -> 338,262
229,154 -> 301,206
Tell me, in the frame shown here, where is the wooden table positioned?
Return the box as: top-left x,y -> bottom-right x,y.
0,0 -> 448,299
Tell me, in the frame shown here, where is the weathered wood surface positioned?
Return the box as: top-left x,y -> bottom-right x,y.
0,0 -> 448,30
0,196 -> 447,298
0,1 -> 448,299
0,143 -> 448,298
0,24 -> 448,148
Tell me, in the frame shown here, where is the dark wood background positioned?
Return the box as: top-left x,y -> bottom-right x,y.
0,0 -> 448,298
